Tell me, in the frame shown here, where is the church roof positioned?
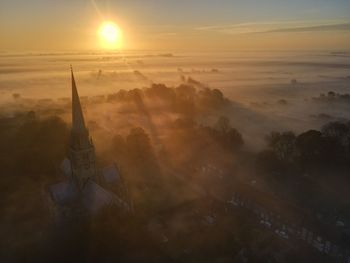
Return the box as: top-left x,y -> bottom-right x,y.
81,181 -> 118,214
102,165 -> 120,184
49,179 -> 128,215
49,180 -> 78,205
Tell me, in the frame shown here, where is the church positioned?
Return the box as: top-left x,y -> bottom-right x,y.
49,67 -> 131,219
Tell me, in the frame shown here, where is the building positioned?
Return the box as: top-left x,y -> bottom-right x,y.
49,67 -> 131,220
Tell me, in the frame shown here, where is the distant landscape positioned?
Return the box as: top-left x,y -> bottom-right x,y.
0,50 -> 350,262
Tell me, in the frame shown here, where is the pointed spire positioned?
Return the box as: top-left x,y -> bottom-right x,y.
71,66 -> 87,133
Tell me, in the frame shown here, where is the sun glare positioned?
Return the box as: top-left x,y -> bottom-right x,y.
98,21 -> 122,49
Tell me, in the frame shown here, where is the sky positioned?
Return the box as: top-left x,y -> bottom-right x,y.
0,0 -> 350,51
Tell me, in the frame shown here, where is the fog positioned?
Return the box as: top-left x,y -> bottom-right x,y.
1,50 -> 350,149
1,50 -> 350,262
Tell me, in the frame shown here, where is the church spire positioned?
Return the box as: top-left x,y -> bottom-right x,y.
69,66 -> 96,189
71,66 -> 87,133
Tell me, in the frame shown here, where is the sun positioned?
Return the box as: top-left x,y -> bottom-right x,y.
98,21 -> 122,49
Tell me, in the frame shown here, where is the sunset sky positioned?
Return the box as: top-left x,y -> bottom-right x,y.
1,0 -> 350,51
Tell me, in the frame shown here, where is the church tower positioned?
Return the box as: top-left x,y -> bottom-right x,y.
48,68 -> 131,217
69,67 -> 97,190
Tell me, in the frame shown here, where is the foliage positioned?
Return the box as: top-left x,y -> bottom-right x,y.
106,82 -> 229,117
257,121 -> 350,175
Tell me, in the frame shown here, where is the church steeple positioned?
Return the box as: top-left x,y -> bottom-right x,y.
69,66 -> 97,189
70,66 -> 91,150
71,66 -> 87,133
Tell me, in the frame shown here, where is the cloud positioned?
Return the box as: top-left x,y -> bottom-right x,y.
263,23 -> 350,33
196,21 -> 350,35
196,21 -> 284,34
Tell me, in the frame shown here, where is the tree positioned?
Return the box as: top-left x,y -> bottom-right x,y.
173,117 -> 196,130
265,131 -> 296,162
322,121 -> 350,147
174,84 -> 196,116
256,150 -> 282,175
110,134 -> 126,161
215,116 -> 230,134
14,116 -> 69,174
198,88 -> 225,110
145,83 -> 176,104
296,130 -> 324,169
225,128 -> 244,151
322,121 -> 350,163
126,127 -> 153,163
212,116 -> 244,152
